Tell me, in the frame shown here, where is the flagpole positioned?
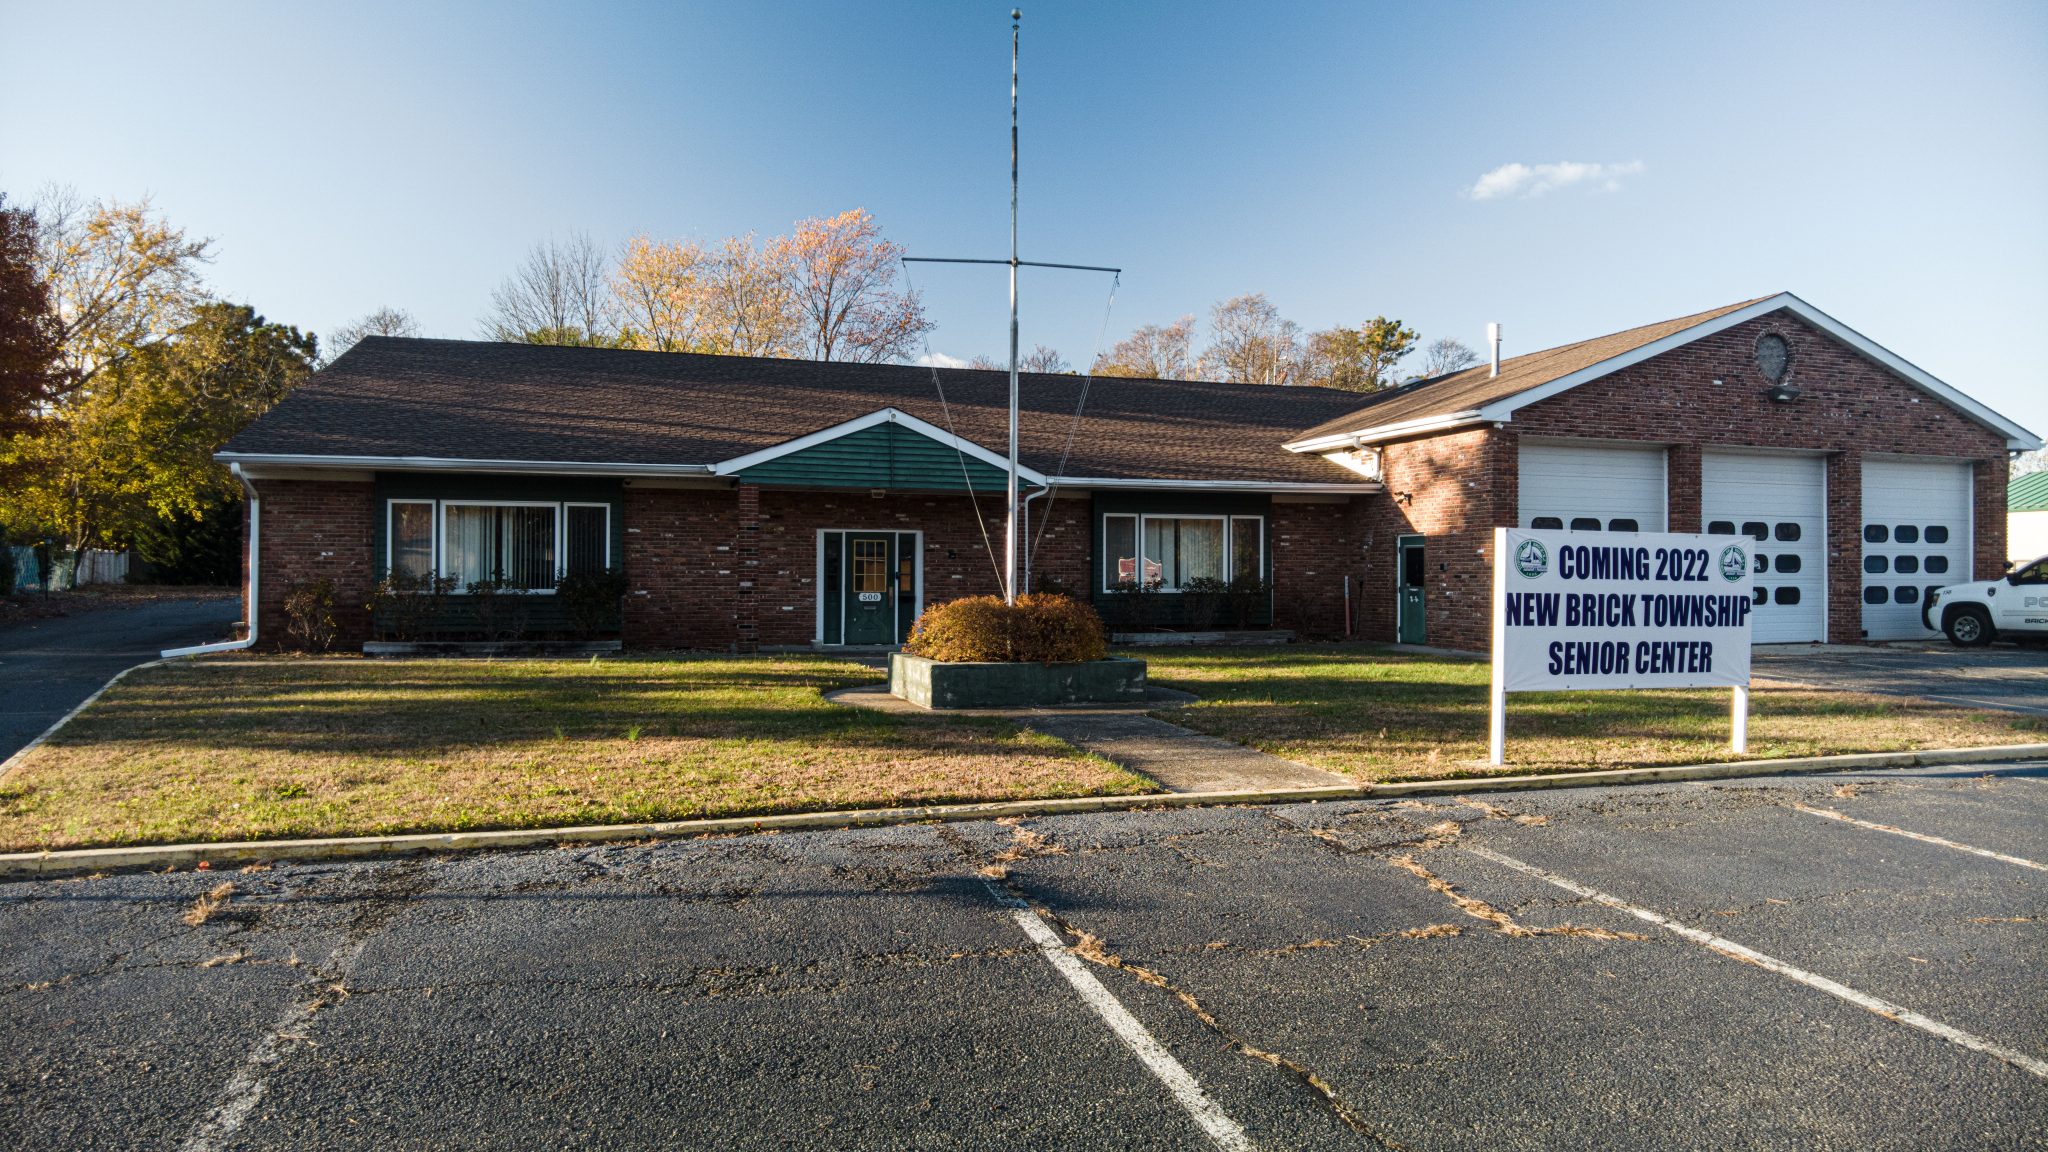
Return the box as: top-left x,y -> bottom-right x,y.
1005,7 -> 1021,605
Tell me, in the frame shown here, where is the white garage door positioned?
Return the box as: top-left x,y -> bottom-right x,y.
1704,451 -> 1826,643
1519,441 -> 1667,532
1862,458 -> 1972,641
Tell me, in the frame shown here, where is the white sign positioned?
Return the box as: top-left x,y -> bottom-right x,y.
1489,527 -> 1756,763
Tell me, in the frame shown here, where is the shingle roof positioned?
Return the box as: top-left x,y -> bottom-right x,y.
2012,471 -> 2048,514
1288,297 -> 1775,446
223,338 -> 1381,484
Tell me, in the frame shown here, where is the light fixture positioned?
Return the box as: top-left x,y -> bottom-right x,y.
1395,491 -> 1413,505
1764,383 -> 1802,403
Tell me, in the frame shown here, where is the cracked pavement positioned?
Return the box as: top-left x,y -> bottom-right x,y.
4,763 -> 2044,1150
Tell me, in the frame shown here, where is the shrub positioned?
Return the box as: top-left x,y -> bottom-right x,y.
1104,578 -> 1157,632
1180,575 -> 1227,630
556,568 -> 629,639
905,592 -> 1108,664
466,577 -> 532,642
366,572 -> 456,641
1227,572 -> 1269,629
281,579 -> 339,652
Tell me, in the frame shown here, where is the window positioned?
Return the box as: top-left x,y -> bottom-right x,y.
1774,522 -> 1801,542
1742,521 -> 1768,541
389,501 -> 435,579
1103,513 -> 1263,592
1894,555 -> 1919,574
1754,555 -> 1770,573
1753,587 -> 1768,604
1893,585 -> 1919,603
1708,520 -> 1735,535
1864,525 -> 1888,544
1862,586 -> 1886,605
565,504 -> 609,576
1231,517 -> 1263,581
1531,516 -> 1564,530
1864,555 -> 1888,574
1925,555 -> 1949,574
1774,587 -> 1801,605
1775,554 -> 1802,574
1925,525 -> 1950,545
1569,517 -> 1601,531
852,538 -> 888,594
1607,518 -> 1639,532
1894,525 -> 1919,544
2013,560 -> 2048,586
445,503 -> 557,590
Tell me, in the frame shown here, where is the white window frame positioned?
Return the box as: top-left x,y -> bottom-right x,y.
439,499 -> 564,594
563,501 -> 613,575
1101,513 -> 1263,593
387,499 -> 438,581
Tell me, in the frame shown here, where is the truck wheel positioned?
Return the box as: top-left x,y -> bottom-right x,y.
1944,606 -> 1993,648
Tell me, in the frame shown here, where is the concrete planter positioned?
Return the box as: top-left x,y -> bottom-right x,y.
889,652 -> 1147,709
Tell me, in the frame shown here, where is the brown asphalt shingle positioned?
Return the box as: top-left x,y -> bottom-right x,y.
222,339 -> 1381,484
1288,296 -> 1775,445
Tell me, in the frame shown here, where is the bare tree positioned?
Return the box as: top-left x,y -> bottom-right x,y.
1091,316 -> 1199,380
482,233 -> 618,346
1201,293 -> 1301,385
1421,335 -> 1480,379
32,186 -> 213,395
1020,345 -> 1069,373
2013,447 -> 2048,477
325,306 -> 420,363
772,209 -> 931,363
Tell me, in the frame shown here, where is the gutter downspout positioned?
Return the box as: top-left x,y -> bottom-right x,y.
161,463 -> 260,658
1019,485 -> 1052,592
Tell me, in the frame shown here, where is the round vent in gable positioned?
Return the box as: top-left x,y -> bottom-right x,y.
1754,333 -> 1790,383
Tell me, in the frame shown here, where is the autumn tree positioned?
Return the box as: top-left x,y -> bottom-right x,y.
699,234 -> 799,356
325,305 -> 420,362
611,235 -> 708,352
773,209 -> 932,363
32,188 -> 212,396
0,195 -> 64,438
1201,294 -> 1301,385
1091,316 -> 1199,380
483,234 -> 618,346
1299,316 -> 1419,391
1420,336 -> 1480,379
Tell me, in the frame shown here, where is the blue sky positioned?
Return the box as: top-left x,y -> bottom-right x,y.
5,0 -> 2044,436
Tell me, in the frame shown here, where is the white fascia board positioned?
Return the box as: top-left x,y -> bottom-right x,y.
710,407 -> 1048,485
1473,292 -> 2043,450
1283,410 -> 1486,453
1051,476 -> 1381,494
217,452 -> 718,477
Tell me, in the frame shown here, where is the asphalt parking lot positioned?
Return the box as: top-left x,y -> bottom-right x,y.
1754,642 -> 2048,716
4,763 -> 2042,1151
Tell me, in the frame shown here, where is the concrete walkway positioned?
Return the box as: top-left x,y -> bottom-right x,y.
829,684 -> 1355,793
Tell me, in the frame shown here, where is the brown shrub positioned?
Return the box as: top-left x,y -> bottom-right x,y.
905,593 -> 1108,664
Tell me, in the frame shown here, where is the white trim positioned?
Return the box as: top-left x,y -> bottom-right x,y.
711,407 -> 1049,486
813,528 -> 924,646
163,465 -> 261,657
438,499 -> 564,593
386,499 -> 437,580
1286,293 -> 2043,452
563,501 -> 613,572
220,451 -> 717,478
1284,410 -> 1486,452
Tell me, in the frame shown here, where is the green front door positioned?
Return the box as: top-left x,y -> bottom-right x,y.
843,533 -> 896,646
1397,536 -> 1427,644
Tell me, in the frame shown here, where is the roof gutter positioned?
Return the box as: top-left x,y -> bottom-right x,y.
215,452 -> 720,478
163,463 -> 261,658
1049,477 -> 1381,493
1283,411 -> 1488,454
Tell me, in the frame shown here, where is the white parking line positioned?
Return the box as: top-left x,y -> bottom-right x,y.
1791,804 -> 2046,872
1464,846 -> 2048,1081
983,880 -> 1256,1151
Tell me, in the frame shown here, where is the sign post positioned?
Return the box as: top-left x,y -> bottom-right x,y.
1488,527 -> 1755,766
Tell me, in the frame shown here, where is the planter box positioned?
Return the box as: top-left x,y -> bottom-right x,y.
889,652 -> 1147,709
1111,629 -> 1294,647
363,640 -> 623,658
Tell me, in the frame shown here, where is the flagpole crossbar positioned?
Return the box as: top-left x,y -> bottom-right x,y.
902,257 -> 1123,275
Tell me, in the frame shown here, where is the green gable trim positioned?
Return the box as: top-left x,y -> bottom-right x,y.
2012,471 -> 2048,514
734,421 -> 1009,491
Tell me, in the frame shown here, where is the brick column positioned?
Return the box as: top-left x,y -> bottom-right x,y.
735,483 -> 760,653
1974,457 -> 2007,580
1825,450 -> 1861,643
1667,445 -> 1702,533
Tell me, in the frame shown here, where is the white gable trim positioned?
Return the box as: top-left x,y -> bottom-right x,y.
710,407 -> 1049,484
1287,293 -> 2042,452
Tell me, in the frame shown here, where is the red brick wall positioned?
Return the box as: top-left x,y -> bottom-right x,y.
1269,498 -> 1367,639
251,479 -> 375,650
620,485 -> 744,650
1383,309 -> 2011,646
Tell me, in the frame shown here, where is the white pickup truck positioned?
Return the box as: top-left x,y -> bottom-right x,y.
1927,555 -> 2048,646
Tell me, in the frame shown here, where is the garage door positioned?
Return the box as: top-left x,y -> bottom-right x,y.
1704,451 -> 1826,643
1862,458 -> 1972,641
1519,441 -> 1667,532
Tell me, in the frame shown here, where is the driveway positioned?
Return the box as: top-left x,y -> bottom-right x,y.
5,762 -> 2042,1150
1754,642 -> 2048,716
0,596 -> 241,761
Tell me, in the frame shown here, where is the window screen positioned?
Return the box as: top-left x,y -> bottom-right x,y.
1104,516 -> 1138,588
390,502 -> 435,579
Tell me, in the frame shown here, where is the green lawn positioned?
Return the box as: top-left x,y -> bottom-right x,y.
0,655 -> 1149,852
1140,644 -> 2043,783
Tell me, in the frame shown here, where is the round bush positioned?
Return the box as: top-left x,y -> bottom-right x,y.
905,592 -> 1108,664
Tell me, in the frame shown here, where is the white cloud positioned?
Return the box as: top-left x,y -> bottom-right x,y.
914,351 -> 971,369
1465,160 -> 1646,201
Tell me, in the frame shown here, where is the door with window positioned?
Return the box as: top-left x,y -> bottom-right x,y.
1398,536 -> 1427,644
843,534 -> 897,645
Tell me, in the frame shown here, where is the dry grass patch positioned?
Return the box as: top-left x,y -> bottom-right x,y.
1141,645 -> 2043,783
0,655 -> 1148,852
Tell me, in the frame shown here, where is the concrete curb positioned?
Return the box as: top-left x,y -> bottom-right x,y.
5,743 -> 2044,880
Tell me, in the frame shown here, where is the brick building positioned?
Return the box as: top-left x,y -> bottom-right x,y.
220,293 -> 2038,652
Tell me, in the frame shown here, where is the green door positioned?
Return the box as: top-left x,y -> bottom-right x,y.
843,533 -> 896,646
1397,537 -> 1427,644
